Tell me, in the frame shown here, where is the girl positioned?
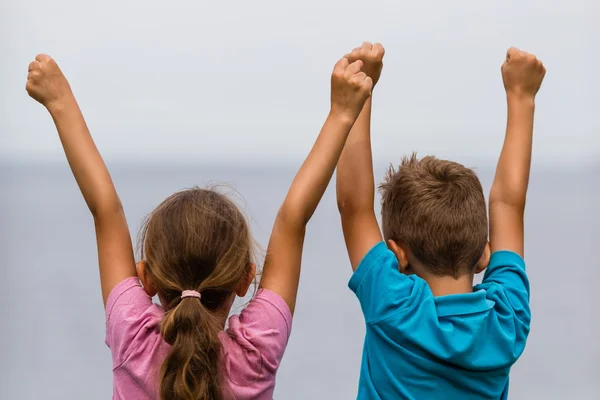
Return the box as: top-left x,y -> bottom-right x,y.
25,52 -> 372,400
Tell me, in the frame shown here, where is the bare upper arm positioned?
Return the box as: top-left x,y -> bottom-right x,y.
340,209 -> 383,270
94,208 -> 137,306
258,214 -> 304,315
489,201 -> 525,257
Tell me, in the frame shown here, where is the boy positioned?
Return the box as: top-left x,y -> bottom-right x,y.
336,43 -> 545,399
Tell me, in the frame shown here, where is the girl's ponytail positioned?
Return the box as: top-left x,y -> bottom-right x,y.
140,188 -> 255,400
159,294 -> 223,400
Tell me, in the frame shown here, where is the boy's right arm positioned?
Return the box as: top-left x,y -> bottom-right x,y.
26,55 -> 137,306
336,43 -> 385,270
489,48 -> 546,257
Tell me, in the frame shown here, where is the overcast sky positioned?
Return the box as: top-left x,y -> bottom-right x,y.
1,0 -> 598,165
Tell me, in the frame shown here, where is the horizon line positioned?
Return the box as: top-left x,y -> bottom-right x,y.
1,157 -> 597,172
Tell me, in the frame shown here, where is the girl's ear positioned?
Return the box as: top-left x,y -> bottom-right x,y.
475,241 -> 491,274
387,240 -> 410,274
137,261 -> 158,297
235,262 -> 256,298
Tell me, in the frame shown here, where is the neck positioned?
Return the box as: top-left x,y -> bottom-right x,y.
423,274 -> 474,297
217,293 -> 238,326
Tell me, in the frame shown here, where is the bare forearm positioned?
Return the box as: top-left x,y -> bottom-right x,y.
26,54 -> 137,306
48,95 -> 122,217
336,97 -> 375,213
490,96 -> 535,209
279,112 -> 355,227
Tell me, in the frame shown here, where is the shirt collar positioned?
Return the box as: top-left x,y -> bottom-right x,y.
434,289 -> 495,318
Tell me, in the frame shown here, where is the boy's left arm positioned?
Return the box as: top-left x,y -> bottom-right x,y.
489,48 -> 546,258
336,43 -> 385,270
484,48 -> 545,333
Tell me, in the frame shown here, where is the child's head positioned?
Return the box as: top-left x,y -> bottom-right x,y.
380,154 -> 489,280
137,187 -> 256,400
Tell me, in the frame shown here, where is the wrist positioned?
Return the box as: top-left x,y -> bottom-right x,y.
46,92 -> 77,116
328,107 -> 359,128
506,92 -> 535,108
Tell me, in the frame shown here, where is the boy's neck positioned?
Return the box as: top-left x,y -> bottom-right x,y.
423,274 -> 474,297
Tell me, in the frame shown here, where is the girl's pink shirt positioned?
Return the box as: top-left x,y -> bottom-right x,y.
105,277 -> 292,400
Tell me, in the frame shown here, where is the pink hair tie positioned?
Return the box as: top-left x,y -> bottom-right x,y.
181,290 -> 202,300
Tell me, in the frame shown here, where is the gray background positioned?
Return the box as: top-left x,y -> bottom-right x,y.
1,0 -> 599,399
1,164 -> 599,399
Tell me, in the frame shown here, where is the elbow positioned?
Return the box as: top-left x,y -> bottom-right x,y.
336,183 -> 375,216
489,176 -> 529,212
336,187 -> 355,214
90,196 -> 124,220
276,203 -> 309,233
488,191 -> 526,214
336,196 -> 348,214
337,197 -> 374,218
337,199 -> 353,215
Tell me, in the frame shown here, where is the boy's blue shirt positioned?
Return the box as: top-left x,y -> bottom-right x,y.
349,242 -> 531,400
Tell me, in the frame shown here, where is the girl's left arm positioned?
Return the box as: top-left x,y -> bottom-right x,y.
258,112 -> 354,315
27,55 -> 136,306
259,56 -> 372,314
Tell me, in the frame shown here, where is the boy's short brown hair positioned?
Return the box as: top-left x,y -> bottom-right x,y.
379,154 -> 488,278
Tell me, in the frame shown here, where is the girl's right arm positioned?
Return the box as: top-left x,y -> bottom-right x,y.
26,55 -> 137,306
259,55 -> 373,315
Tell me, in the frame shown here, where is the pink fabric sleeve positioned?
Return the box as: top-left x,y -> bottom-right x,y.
105,277 -> 158,369
223,289 -> 292,394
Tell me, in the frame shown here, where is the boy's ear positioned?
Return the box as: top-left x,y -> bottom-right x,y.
387,240 -> 410,274
475,241 -> 491,274
137,261 -> 158,297
235,262 -> 256,298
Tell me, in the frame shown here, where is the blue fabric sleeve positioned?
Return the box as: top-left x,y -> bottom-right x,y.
480,251 -> 531,326
348,242 -> 423,323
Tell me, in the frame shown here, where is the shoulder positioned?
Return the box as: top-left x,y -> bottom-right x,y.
488,250 -> 526,271
475,251 -> 531,330
349,242 -> 428,324
349,241 -> 398,291
221,289 -> 292,390
477,250 -> 529,296
105,277 -> 164,367
106,277 -> 161,324
241,288 -> 293,336
226,288 -> 292,349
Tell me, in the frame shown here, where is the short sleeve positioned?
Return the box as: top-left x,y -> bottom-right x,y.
479,251 -> 531,326
105,277 -> 159,368
225,289 -> 292,377
348,242 -> 424,323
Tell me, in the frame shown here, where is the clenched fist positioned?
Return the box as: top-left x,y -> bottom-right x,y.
330,58 -> 373,121
26,54 -> 72,109
345,42 -> 385,86
502,48 -> 546,99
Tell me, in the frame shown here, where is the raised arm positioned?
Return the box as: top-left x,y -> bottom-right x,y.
336,43 -> 385,270
489,48 -> 546,257
259,55 -> 373,314
26,55 -> 136,305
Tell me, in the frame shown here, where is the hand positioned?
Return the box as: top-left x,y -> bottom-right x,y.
345,42 -> 385,86
330,58 -> 373,121
26,54 -> 73,109
502,48 -> 546,100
